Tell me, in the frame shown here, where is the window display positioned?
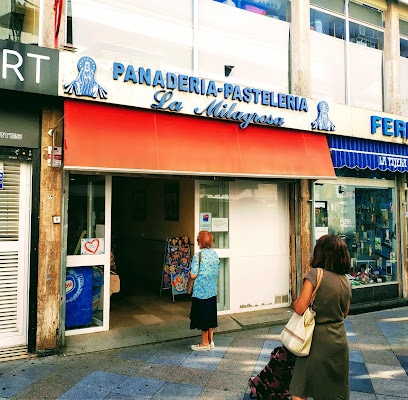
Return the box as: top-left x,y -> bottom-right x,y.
213,0 -> 290,21
314,181 -> 396,286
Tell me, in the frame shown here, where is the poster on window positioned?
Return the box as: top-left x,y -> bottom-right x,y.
160,236 -> 191,299
81,238 -> 105,255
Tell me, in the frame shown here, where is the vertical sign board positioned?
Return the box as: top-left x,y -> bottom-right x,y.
160,236 -> 191,301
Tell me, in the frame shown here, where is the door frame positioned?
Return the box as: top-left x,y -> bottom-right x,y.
0,161 -> 32,348
62,174 -> 112,337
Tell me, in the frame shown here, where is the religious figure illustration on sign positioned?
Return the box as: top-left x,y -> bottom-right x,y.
311,100 -> 335,131
64,56 -> 108,99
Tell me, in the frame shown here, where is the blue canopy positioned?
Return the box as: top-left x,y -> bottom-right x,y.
329,136 -> 408,173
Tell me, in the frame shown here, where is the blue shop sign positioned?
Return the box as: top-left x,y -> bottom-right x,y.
329,136 -> 408,173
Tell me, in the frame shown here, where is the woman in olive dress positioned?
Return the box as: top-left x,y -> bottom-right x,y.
290,234 -> 352,400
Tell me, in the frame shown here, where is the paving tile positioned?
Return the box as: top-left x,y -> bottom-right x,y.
397,355 -> 408,375
377,322 -> 408,338
57,385 -> 111,399
136,363 -> 180,382
349,361 -> 374,394
349,391 -> 378,399
76,371 -> 128,391
350,350 -> 365,363
151,381 -> 202,399
205,370 -> 250,393
365,362 -> 408,381
345,319 -> 358,342
202,387 -> 250,400
216,356 -> 257,376
0,373 -> 34,398
147,348 -> 190,366
105,394 -> 146,400
182,351 -> 223,371
111,375 -> 165,398
370,377 -> 408,398
359,347 -> 401,366
169,365 -> 212,386
118,347 -> 160,362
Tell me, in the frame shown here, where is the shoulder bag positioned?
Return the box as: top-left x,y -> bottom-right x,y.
187,252 -> 201,295
280,267 -> 323,357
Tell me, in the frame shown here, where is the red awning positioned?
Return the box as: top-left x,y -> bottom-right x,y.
64,100 -> 335,179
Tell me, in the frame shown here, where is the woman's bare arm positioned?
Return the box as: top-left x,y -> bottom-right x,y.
293,279 -> 314,315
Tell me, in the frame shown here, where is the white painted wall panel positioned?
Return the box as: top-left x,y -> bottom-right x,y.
400,57 -> 408,117
70,0 -> 194,70
198,1 -> 289,89
228,181 -> 289,313
349,43 -> 383,111
311,32 -> 346,104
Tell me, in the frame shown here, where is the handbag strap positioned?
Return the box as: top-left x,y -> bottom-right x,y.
197,252 -> 202,273
311,267 -> 323,303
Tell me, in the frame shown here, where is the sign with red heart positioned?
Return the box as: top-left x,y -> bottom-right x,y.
81,238 -> 104,255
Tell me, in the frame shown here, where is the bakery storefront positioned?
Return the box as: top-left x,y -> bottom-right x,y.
59,54 -> 337,335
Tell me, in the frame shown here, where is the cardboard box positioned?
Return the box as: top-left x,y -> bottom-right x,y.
110,273 -> 120,295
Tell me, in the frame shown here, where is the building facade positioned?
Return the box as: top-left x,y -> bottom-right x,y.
2,0 -> 408,357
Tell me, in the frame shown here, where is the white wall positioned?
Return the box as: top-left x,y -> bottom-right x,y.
228,180 -> 290,313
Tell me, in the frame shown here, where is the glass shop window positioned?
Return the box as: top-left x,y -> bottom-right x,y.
0,0 -> 39,44
67,175 -> 106,256
310,0 -> 345,39
213,0 -> 290,21
199,181 -> 229,249
314,182 -> 397,286
400,20 -> 408,57
348,2 -> 383,50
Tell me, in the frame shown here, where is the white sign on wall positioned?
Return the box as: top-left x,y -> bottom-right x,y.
212,218 -> 228,232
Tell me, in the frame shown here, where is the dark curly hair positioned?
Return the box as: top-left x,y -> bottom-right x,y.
311,234 -> 351,274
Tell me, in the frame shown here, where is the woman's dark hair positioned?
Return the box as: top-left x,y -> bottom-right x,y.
311,234 -> 351,274
197,230 -> 213,248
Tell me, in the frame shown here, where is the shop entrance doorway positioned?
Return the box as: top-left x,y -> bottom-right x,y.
109,175 -> 195,329
0,160 -> 32,351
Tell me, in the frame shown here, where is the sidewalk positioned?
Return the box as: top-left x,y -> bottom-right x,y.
0,306 -> 407,399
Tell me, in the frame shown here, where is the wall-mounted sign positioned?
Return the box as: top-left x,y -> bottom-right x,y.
199,212 -> 212,231
62,55 -> 328,131
212,217 -> 228,232
0,108 -> 40,148
47,146 -> 62,167
0,39 -> 59,95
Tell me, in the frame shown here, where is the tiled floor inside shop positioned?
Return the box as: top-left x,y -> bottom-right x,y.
109,288 -> 192,329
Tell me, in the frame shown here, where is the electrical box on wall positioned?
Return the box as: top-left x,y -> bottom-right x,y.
47,146 -> 62,167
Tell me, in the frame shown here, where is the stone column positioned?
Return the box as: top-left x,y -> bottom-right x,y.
290,0 -> 311,97
383,0 -> 401,114
290,0 -> 313,298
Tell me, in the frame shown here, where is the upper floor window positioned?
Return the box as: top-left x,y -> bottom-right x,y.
400,19 -> 408,57
213,0 -> 290,21
0,0 -> 39,44
310,0 -> 383,49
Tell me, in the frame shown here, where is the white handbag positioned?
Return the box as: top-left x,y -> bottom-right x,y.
280,268 -> 323,357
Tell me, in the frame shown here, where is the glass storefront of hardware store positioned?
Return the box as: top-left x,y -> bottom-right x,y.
318,135 -> 408,306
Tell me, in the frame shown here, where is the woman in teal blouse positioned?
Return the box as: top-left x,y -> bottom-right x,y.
189,230 -> 220,351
